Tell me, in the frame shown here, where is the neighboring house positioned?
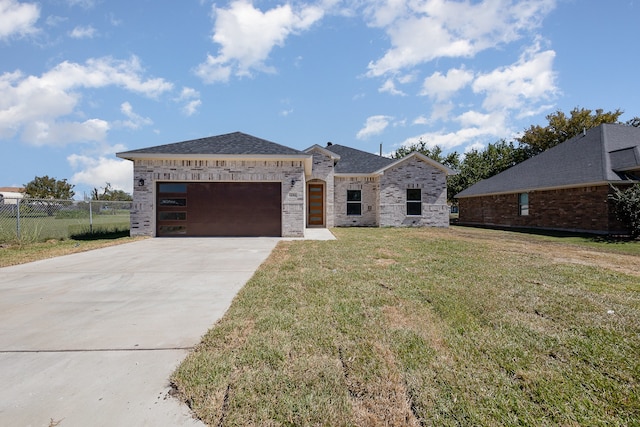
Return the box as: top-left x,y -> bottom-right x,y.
0,187 -> 25,205
455,124 -> 640,235
116,132 -> 455,237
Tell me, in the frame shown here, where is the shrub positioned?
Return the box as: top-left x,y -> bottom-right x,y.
610,183 -> 640,238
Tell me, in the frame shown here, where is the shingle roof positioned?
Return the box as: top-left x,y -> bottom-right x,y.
456,124 -> 640,198
117,132 -> 307,158
324,144 -> 394,173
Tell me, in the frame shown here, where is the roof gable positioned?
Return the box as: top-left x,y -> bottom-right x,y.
375,152 -> 457,175
117,132 -> 308,158
456,123 -> 640,198
304,144 -> 341,160
324,144 -> 394,174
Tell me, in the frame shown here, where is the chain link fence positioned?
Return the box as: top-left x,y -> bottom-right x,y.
0,197 -> 131,243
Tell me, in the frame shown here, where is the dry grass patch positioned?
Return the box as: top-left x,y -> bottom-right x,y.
173,227 -> 640,426
0,236 -> 146,268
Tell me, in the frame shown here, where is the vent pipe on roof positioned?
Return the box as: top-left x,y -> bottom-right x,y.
327,141 -> 332,147
380,143 -> 382,156
583,127 -> 587,137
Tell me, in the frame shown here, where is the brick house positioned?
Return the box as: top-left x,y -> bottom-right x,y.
455,124 -> 640,235
117,132 -> 455,237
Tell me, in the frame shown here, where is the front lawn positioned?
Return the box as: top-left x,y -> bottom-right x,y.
173,227 -> 639,426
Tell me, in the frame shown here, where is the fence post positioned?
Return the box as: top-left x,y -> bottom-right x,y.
16,198 -> 21,240
89,201 -> 93,234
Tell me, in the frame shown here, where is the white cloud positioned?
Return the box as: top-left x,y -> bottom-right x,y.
65,0 -> 97,9
379,78 -> 406,96
196,0 -> 324,83
356,115 -> 393,140
0,56 -> 173,145
366,0 -> 556,77
421,67 -> 474,101
69,25 -> 97,39
175,87 -> 202,116
413,115 -> 428,125
69,154 -> 133,194
473,43 -> 558,111
0,0 -> 40,39
116,102 -> 152,129
399,110 -> 510,151
183,100 -> 202,116
21,119 -> 109,146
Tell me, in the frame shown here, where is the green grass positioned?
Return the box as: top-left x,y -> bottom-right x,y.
172,227 -> 640,426
0,213 -> 130,243
0,235 -> 145,268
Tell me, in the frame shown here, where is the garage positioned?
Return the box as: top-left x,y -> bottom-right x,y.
156,182 -> 282,237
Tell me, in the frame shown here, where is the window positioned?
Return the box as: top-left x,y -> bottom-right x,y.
158,212 -> 187,221
347,190 -> 362,215
158,183 -> 187,193
159,198 -> 186,207
407,189 -> 422,216
519,193 -> 529,216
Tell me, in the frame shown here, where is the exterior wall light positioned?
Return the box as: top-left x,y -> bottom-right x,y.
138,178 -> 145,187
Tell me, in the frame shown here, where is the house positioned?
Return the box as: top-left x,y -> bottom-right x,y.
455,124 -> 640,235
0,187 -> 25,205
116,132 -> 455,237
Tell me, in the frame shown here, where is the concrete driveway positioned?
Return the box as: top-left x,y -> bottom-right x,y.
0,237 -> 281,427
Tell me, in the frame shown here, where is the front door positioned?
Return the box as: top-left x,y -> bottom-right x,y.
308,183 -> 324,226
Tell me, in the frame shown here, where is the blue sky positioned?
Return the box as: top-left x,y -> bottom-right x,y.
1,0 -> 638,198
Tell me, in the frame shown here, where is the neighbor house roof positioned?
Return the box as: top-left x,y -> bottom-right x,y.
324,144 -> 394,174
456,123 -> 640,198
117,132 -> 309,159
0,187 -> 24,193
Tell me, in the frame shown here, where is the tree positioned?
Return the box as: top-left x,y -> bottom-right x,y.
91,183 -> 132,201
23,175 -> 75,216
609,184 -> 640,238
517,107 -> 623,156
24,175 -> 75,199
448,140 -> 523,199
391,140 -> 461,170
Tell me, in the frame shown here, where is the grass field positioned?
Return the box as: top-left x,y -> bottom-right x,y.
172,226 -> 639,426
0,212 -> 129,243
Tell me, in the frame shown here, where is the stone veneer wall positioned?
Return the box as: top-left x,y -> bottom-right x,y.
333,176 -> 380,227
130,159 -> 306,237
379,157 -> 450,227
457,185 -> 628,234
307,149 -> 335,228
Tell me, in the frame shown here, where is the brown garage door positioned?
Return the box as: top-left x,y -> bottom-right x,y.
157,182 -> 282,237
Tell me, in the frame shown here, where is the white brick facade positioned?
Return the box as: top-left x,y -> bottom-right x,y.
378,156 -> 449,227
118,136 -> 454,237
334,176 -> 380,226
130,159 -> 306,237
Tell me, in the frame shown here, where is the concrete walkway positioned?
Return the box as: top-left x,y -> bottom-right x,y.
0,233 -> 337,427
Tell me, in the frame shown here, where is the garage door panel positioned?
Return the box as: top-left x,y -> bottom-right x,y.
157,182 -> 282,237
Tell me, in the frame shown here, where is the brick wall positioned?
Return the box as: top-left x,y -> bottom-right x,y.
458,185 -> 628,234
334,176 -> 380,227
379,157 -> 450,227
308,148 -> 335,228
131,159 -> 306,237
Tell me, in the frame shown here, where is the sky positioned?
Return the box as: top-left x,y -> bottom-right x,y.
1,0 -> 638,198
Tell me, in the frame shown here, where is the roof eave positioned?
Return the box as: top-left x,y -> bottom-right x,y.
334,172 -> 383,178
117,152 -> 314,177
303,144 -> 341,160
116,152 -> 310,161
